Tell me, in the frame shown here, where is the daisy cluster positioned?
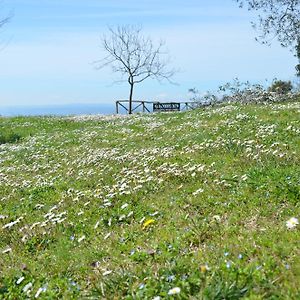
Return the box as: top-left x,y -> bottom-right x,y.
0,100 -> 299,298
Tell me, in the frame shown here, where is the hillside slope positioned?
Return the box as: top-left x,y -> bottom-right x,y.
0,102 -> 300,299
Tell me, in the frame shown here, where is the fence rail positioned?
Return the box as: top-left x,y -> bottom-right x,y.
115,100 -> 205,114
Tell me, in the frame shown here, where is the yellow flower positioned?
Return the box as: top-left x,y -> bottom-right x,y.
200,264 -> 210,273
143,219 -> 155,229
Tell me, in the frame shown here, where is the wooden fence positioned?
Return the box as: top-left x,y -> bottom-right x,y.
115,100 -> 205,114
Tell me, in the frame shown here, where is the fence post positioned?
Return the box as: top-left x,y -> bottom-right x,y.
116,101 -> 119,114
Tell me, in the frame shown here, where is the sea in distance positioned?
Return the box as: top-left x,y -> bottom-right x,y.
0,103 -> 138,117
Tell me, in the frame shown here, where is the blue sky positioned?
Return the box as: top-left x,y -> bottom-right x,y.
0,0 -> 297,106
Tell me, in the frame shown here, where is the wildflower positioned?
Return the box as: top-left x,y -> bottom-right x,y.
78,235 -> 86,243
104,232 -> 111,240
35,286 -> 47,298
166,275 -> 175,282
2,217 -> 23,229
168,287 -> 181,295
119,214 -> 126,221
2,247 -> 12,254
143,219 -> 155,229
139,217 -> 146,224
121,203 -> 129,209
23,282 -> 33,293
212,215 -> 221,222
149,211 -> 159,216
286,217 -> 299,229
16,276 -> 25,285
241,174 -> 248,181
200,264 -> 210,273
192,188 -> 204,196
102,270 -> 112,276
94,221 -> 100,229
153,297 -> 161,300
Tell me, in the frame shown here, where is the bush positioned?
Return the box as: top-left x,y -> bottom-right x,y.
0,132 -> 22,144
189,78 -> 298,108
268,80 -> 293,94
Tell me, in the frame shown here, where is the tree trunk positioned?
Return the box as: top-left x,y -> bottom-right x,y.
128,83 -> 134,114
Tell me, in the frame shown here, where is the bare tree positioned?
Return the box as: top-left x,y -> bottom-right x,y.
0,15 -> 9,28
235,0 -> 300,48
96,25 -> 176,114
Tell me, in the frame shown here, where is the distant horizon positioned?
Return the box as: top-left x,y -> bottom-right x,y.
0,102 -> 116,116
0,0 -> 297,107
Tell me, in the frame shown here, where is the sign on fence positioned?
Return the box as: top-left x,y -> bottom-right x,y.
153,102 -> 180,112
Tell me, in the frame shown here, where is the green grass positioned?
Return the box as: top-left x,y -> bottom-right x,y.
0,101 -> 300,299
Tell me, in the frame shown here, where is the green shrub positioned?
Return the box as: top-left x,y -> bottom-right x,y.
0,132 -> 22,144
268,80 -> 293,94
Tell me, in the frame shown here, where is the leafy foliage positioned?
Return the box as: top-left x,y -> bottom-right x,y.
235,0 -> 300,47
268,80 -> 293,94
0,132 -> 22,144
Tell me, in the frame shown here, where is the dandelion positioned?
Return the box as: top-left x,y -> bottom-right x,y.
143,219 -> 155,229
168,287 -> 181,295
200,264 -> 210,273
286,217 -> 299,229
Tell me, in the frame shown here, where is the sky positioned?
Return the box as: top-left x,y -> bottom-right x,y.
0,0 -> 297,106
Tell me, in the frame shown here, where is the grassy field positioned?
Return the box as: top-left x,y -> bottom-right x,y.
0,101 -> 300,299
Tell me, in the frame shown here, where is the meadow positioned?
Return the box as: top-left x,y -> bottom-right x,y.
0,101 -> 300,299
